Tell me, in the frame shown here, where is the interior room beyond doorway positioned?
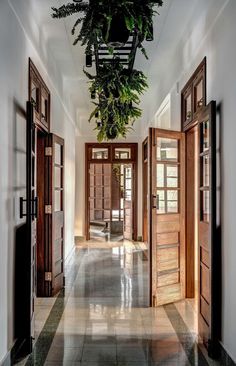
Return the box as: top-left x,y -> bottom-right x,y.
89,162 -> 133,242
85,143 -> 138,242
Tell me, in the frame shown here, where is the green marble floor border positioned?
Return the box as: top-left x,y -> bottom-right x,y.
23,250 -> 84,366
164,303 -> 209,366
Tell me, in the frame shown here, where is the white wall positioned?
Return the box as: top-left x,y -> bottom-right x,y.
0,0 -> 76,363
142,0 -> 236,361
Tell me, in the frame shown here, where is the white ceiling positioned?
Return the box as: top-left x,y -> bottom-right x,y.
9,0 -> 224,137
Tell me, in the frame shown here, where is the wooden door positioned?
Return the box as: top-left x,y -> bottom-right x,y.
142,138 -> 148,243
198,101 -> 219,357
25,101 -> 37,349
149,128 -> 185,306
123,164 -> 133,241
45,134 -> 65,296
89,164 -> 112,231
186,125 -> 198,298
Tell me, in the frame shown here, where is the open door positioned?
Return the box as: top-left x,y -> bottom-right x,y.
149,128 -> 185,306
123,164 -> 133,241
198,101 -> 220,357
45,134 -> 65,296
25,101 -> 37,347
18,101 -> 37,352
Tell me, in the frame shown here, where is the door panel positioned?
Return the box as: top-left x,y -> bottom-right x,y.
123,165 -> 133,241
45,134 -> 65,296
142,138 -> 148,243
22,101 -> 37,351
198,101 -> 219,357
89,163 -> 112,226
27,101 -> 37,343
149,128 -> 185,307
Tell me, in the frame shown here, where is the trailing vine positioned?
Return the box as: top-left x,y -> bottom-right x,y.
84,62 -> 148,141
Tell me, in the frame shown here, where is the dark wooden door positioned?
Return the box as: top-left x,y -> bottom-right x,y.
45,134 -> 65,296
26,101 -> 37,349
142,138 -> 148,243
123,165 -> 133,241
149,128 -> 185,306
185,125 -> 198,298
198,101 -> 219,357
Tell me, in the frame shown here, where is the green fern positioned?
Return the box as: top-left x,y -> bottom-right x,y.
84,61 -> 148,141
51,0 -> 163,57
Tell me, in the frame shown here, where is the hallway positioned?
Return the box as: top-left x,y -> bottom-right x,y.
18,242 -> 216,366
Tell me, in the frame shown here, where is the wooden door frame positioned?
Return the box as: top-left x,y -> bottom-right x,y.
85,143 -> 138,241
142,137 -> 148,243
185,123 -> 199,298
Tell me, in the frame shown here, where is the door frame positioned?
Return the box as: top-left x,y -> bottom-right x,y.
142,137 -> 148,243
185,123 -> 199,298
85,143 -> 138,241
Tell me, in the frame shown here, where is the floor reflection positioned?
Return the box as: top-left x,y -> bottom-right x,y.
17,241 -> 213,366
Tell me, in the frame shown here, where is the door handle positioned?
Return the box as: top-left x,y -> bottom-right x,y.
19,197 -> 27,218
152,195 -> 159,209
32,197 -> 38,219
152,195 -> 156,208
34,197 -> 38,219
20,197 -> 38,219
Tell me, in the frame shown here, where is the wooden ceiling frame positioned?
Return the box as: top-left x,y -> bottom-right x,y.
93,33 -> 139,72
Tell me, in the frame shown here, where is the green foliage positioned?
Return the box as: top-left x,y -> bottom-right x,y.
51,0 -> 162,141
51,0 -> 163,57
84,62 -> 148,141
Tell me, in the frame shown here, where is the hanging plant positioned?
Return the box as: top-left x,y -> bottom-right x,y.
84,61 -> 148,141
51,0 -> 163,58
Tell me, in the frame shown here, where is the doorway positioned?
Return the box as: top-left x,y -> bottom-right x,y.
85,143 -> 138,241
36,131 -> 65,297
89,162 -> 133,241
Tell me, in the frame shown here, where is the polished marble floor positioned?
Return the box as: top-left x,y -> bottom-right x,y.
17,241 -> 222,366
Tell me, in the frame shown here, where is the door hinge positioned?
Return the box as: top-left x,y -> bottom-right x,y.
45,272 -> 52,282
45,147 -> 52,156
45,205 -> 52,214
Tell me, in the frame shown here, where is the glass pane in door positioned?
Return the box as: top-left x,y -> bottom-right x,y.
201,120 -> 209,152
156,136 -> 179,215
157,138 -> 178,161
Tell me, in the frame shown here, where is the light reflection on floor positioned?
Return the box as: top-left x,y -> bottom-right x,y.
16,241 -> 218,366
